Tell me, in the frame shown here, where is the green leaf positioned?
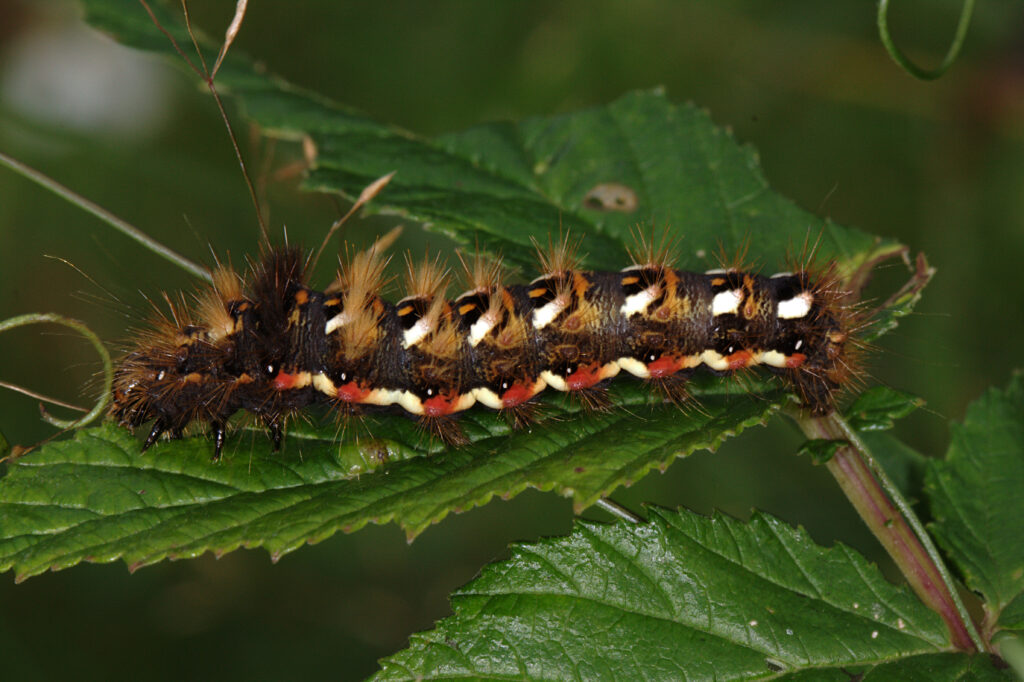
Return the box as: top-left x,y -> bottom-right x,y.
798,438 -> 846,465
0,382 -> 783,581
84,0 -> 897,275
847,386 -> 925,432
374,507 -> 959,680
857,653 -> 1013,681
0,0 -> 923,580
1000,593 -> 1024,634
926,372 -> 1024,629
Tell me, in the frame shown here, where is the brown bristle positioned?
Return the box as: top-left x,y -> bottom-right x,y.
403,252 -> 449,300
418,415 -> 468,447
570,385 -> 612,413
533,232 -> 583,276
713,237 -> 757,275
195,266 -> 242,342
457,249 -> 504,292
628,226 -> 678,269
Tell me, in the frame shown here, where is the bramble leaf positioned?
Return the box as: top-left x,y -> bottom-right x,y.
0,382 -> 784,581
373,508 -> 992,681
927,372 -> 1024,633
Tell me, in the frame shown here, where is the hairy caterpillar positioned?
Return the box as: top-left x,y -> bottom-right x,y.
111,233 -> 853,460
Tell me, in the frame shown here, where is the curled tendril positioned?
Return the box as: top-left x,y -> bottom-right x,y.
0,313 -> 112,429
877,0 -> 975,81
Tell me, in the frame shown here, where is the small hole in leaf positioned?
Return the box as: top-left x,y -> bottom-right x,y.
583,183 -> 638,212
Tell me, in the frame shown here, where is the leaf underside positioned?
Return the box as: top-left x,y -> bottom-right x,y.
0,0 -> 911,581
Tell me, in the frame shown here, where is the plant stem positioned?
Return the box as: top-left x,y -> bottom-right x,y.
594,497 -> 644,524
0,151 -> 211,283
0,313 -> 112,430
791,409 -> 985,652
877,0 -> 975,81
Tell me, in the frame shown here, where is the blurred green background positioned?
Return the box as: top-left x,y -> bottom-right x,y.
1,0 -> 1022,678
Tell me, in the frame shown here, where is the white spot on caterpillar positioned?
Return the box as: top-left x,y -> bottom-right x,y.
396,390 -> 424,415
794,339 -> 803,350
324,311 -> 351,336
597,362 -> 621,381
363,387 -> 404,408
473,387 -> 503,409
770,271 -> 794,279
759,350 -> 787,368
711,289 -> 743,316
617,357 -> 650,379
402,316 -> 435,348
439,392 -> 476,413
312,373 -> 337,397
468,308 -> 501,347
532,297 -> 568,330
620,285 -> 659,316
777,291 -> 814,319
540,370 -> 567,391
701,350 -> 730,371
704,268 -> 730,275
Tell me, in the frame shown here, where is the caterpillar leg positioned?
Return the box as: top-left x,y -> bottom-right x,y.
210,421 -> 226,461
142,420 -> 166,453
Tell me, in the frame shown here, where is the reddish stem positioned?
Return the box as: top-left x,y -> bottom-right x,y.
797,412 -> 981,652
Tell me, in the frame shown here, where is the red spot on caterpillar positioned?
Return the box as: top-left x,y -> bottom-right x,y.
725,350 -> 753,370
785,353 -> 807,368
647,355 -> 682,378
423,393 -> 456,417
502,382 -> 537,407
273,371 -> 299,390
566,362 -> 602,390
337,381 -> 370,403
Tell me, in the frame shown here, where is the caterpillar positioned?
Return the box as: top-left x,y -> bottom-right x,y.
111,233 -> 853,460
